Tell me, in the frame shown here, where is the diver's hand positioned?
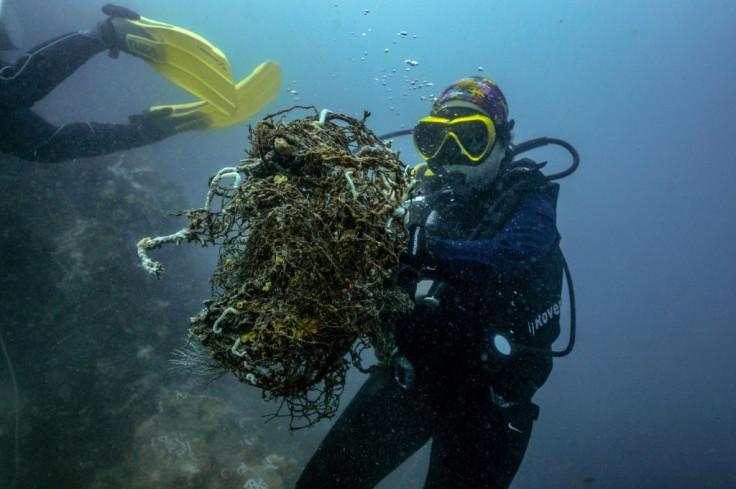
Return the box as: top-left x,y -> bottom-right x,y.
129,107 -> 209,140
96,4 -> 141,58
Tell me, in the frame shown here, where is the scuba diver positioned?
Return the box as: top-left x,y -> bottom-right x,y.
0,3 -> 282,163
296,77 -> 577,489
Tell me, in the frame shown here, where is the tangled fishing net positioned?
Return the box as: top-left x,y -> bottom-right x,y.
138,107 -> 414,427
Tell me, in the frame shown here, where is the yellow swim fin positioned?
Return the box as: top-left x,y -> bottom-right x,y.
114,16 -> 237,115
150,61 -> 282,131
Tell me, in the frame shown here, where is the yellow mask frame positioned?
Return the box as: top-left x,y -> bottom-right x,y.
413,114 -> 497,163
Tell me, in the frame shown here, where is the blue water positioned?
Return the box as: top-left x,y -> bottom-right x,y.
5,0 -> 736,487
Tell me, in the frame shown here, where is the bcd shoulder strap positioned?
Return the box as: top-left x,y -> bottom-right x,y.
471,159 -> 557,241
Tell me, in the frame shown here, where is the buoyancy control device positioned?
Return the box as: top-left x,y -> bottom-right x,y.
382,129 -> 580,359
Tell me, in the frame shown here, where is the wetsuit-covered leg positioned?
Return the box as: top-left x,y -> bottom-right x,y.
0,32 -> 105,110
424,393 -> 539,489
0,31 -> 173,163
296,369 -> 436,489
0,108 -> 166,163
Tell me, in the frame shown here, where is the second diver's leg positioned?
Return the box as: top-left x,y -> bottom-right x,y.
295,369 -> 435,489
0,32 -> 105,109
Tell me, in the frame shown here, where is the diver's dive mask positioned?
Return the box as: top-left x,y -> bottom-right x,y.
413,114 -> 497,164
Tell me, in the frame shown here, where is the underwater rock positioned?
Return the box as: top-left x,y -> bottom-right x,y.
0,152 -> 205,488
90,387 -> 296,489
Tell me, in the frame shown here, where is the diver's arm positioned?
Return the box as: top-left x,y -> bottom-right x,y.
0,32 -> 106,110
429,190 -> 559,283
0,108 -> 171,163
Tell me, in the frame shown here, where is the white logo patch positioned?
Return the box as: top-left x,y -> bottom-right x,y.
527,300 -> 562,336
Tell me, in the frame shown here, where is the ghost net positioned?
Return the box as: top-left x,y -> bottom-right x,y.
138,107 -> 414,427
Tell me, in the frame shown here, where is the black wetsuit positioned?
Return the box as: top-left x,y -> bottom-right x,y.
0,32 -> 165,163
296,165 -> 564,489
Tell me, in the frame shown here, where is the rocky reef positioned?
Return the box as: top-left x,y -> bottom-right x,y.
0,152 -> 295,488
91,386 -> 296,489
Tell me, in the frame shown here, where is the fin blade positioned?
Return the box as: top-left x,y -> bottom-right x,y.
148,61 -> 282,131
207,61 -> 283,130
124,17 -> 237,115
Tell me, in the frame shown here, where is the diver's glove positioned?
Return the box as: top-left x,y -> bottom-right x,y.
400,225 -> 435,269
129,107 -> 209,140
94,4 -> 141,58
